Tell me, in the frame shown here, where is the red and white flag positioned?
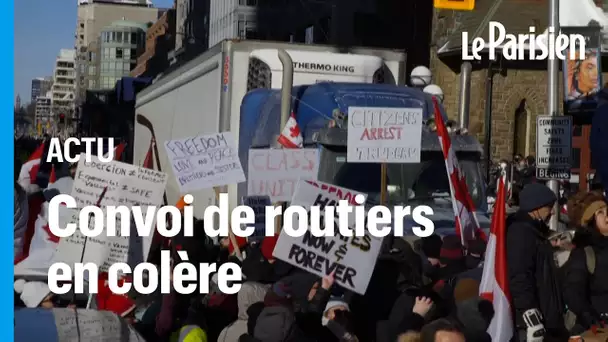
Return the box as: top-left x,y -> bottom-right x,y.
103,142 -> 127,161
480,177 -> 514,341
432,97 -> 486,243
277,113 -> 303,148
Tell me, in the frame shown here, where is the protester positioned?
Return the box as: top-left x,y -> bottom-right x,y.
564,191 -> 608,333
506,183 -> 569,340
419,318 -> 465,342
14,161 -> 28,259
217,282 -> 269,341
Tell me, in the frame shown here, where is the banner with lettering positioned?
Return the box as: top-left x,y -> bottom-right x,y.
164,132 -> 246,193
241,195 -> 272,238
272,181 -> 381,294
346,107 -> 423,163
247,148 -> 319,202
52,156 -> 168,272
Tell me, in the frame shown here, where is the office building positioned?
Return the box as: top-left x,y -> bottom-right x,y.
75,0 -> 158,100
31,77 -> 53,103
131,9 -> 176,77
94,20 -> 147,89
51,49 -> 77,118
209,0 -> 256,47
35,91 -> 52,127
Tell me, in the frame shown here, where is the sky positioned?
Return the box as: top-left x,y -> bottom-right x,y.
14,0 -> 174,105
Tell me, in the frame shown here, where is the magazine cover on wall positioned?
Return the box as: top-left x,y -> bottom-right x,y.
562,26 -> 602,114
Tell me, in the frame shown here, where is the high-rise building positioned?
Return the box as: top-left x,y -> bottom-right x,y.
35,91 -> 52,128
94,20 -> 147,89
75,0 -> 158,101
15,95 -> 21,110
31,77 -> 53,103
51,49 -> 76,119
209,0 -> 256,47
131,9 -> 176,77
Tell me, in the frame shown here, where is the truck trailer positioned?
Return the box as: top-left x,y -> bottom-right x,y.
134,39 -> 407,216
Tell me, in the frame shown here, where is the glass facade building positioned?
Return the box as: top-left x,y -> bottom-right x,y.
97,20 -> 147,89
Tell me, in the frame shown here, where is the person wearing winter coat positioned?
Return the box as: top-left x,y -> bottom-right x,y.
506,183 -> 569,341
564,191 -> 608,331
218,282 -> 269,341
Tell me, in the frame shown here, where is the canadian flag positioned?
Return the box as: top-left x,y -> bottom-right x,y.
432,97 -> 486,243
18,144 -> 45,194
277,113 -> 303,148
479,177 -> 514,341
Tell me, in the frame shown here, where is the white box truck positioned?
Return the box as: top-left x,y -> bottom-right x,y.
134,39 -> 406,217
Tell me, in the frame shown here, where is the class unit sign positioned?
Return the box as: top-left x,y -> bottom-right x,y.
535,116 -> 572,180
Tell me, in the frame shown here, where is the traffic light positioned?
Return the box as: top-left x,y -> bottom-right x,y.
59,113 -> 65,124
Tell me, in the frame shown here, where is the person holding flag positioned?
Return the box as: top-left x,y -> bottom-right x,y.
505,183 -> 569,341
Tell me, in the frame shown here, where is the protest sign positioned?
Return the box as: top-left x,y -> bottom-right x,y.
53,309 -> 144,341
241,195 -> 271,238
164,132 -> 246,193
347,107 -> 423,163
53,156 -> 168,272
305,179 -> 368,205
247,148 -> 319,202
272,181 -> 381,294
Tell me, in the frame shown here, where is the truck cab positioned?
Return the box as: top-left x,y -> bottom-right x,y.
241,82 -> 491,234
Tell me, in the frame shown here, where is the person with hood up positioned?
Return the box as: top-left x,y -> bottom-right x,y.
218,282 -> 269,341
506,183 -> 568,341
563,191 -> 608,333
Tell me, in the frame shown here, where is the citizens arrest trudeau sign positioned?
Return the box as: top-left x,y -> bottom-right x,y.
535,116 -> 572,180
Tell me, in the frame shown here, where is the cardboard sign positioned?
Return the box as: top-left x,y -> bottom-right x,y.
247,148 -> 319,202
272,181 -> 381,294
164,132 -> 246,193
53,309 -> 144,341
53,156 -> 168,272
305,179 -> 368,205
241,195 -> 272,238
347,107 -> 423,163
535,116 -> 572,180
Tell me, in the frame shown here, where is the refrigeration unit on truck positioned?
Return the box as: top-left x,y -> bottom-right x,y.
134,39 -> 406,216
243,82 -> 492,234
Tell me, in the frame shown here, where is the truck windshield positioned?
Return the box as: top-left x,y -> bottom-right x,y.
317,145 -> 485,210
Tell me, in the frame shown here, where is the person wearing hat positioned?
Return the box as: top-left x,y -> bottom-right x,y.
506,183 -> 569,341
563,191 -> 608,333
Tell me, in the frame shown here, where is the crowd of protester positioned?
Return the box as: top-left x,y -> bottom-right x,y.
13,137 -> 608,342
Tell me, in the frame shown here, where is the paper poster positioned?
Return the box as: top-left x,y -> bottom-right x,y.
272,181 -> 381,295
247,148 -> 319,202
241,195 -> 272,238
53,309 -> 144,341
346,107 -> 423,163
53,156 -> 168,272
164,132 -> 246,193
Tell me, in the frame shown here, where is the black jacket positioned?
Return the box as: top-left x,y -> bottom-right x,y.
563,229 -> 608,328
506,211 -> 567,337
